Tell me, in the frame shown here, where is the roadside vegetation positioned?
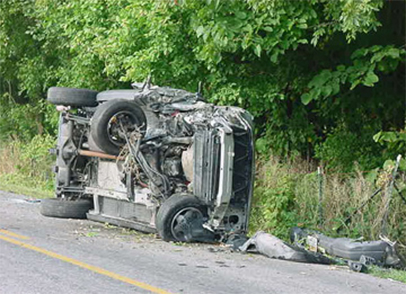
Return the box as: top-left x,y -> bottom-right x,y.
251,157 -> 406,243
370,266 -> 406,284
0,0 -> 405,281
0,135 -> 55,198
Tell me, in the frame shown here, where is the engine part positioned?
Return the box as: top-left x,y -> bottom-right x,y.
78,149 -> 123,161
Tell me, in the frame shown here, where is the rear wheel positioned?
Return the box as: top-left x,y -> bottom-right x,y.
47,87 -> 98,107
90,99 -> 147,155
40,198 -> 93,219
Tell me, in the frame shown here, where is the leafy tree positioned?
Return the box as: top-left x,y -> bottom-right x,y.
0,0 -> 404,170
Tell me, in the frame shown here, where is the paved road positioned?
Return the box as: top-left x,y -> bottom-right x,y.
0,191 -> 405,294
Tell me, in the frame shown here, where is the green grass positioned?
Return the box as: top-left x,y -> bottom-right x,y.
370,267 -> 406,284
0,175 -> 53,199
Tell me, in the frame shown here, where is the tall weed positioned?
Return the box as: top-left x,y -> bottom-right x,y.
251,156 -> 406,245
0,135 -> 55,193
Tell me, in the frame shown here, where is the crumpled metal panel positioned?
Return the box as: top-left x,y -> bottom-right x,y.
240,231 -> 333,264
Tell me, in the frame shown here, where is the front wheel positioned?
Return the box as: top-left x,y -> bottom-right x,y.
156,194 -> 213,242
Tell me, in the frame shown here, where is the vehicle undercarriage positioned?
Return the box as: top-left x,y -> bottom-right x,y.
42,83 -> 255,243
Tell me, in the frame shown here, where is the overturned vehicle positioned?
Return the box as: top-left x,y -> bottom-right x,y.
41,83 -> 255,242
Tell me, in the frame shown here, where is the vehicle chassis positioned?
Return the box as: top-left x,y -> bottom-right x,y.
48,84 -> 255,242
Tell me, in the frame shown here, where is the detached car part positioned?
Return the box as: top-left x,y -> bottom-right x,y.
42,84 -> 255,243
291,227 -> 401,267
239,231 -> 333,264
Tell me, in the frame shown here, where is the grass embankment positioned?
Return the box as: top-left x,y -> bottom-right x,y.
0,135 -> 55,198
1,138 -> 405,282
251,156 -> 406,283
370,267 -> 406,283
251,156 -> 406,243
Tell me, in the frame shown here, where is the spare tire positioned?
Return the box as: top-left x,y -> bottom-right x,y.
47,87 -> 98,107
91,99 -> 147,155
40,198 -> 93,219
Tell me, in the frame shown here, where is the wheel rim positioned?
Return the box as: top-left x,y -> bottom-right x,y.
170,207 -> 204,242
106,110 -> 140,147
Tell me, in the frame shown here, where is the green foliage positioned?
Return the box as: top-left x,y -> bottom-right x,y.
0,98 -> 58,141
374,131 -> 406,158
0,135 -> 56,193
0,0 -> 403,168
18,134 -> 56,177
370,267 -> 406,284
251,156 -> 406,244
315,123 -> 385,171
250,159 -> 297,239
301,45 -> 405,105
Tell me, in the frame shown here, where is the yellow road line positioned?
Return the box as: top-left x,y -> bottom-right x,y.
0,235 -> 172,294
0,229 -> 30,240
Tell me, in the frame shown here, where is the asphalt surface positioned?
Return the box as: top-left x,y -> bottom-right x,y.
1,191 -> 405,294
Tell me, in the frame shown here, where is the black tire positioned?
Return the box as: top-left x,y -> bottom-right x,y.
90,99 -> 147,155
47,87 -> 98,107
40,198 -> 93,219
156,194 -> 207,242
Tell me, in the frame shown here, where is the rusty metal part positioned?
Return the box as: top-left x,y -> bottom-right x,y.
78,149 -> 124,161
